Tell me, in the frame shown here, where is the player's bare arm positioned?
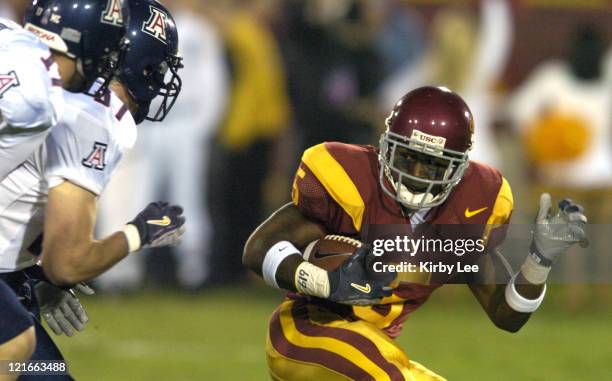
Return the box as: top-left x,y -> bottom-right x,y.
244,203 -> 393,305
468,194 -> 588,332
41,181 -> 186,287
243,202 -> 325,290
40,181 -> 128,286
467,252 -> 541,332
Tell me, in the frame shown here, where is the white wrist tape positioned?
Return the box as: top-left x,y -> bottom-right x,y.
122,224 -> 141,253
295,262 -> 330,298
520,253 -> 552,285
262,241 -> 301,288
505,273 -> 546,313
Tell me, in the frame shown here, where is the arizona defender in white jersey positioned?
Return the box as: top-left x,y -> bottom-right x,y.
0,82 -> 135,274
0,17 -> 64,180
0,81 -> 184,379
0,0 -> 128,182
0,2 -> 183,379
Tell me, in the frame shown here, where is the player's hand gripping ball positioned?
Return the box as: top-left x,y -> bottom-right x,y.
304,235 -> 395,306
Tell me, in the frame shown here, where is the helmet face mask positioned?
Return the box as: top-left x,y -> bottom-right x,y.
143,54 -> 183,122
378,86 -> 473,210
379,130 -> 470,209
391,146 -> 454,192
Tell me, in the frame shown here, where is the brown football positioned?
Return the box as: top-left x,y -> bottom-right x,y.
302,235 -> 362,271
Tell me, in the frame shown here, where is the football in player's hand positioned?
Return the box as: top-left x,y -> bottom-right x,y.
303,235 -> 362,271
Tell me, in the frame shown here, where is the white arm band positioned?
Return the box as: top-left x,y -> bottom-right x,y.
122,224 -> 141,253
262,241 -> 301,288
505,273 -> 546,313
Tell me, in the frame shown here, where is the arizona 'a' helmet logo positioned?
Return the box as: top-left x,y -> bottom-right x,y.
0,71 -> 20,99
82,142 -> 108,171
101,0 -> 124,26
142,6 -> 167,44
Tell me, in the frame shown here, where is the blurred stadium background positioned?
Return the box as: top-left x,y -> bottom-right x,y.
3,0 -> 612,379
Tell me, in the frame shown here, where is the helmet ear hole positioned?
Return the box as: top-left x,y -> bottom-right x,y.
142,66 -> 154,77
159,61 -> 169,75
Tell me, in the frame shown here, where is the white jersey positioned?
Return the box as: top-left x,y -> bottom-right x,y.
0,86 -> 136,273
0,17 -> 64,180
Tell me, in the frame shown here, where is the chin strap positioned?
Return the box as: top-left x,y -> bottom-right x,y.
397,183 -> 435,205
384,167 -> 436,207
76,58 -> 86,78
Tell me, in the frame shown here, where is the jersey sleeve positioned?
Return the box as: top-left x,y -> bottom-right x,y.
44,122 -> 120,196
483,176 -> 513,250
291,144 -> 365,235
0,32 -> 63,131
292,162 -> 340,230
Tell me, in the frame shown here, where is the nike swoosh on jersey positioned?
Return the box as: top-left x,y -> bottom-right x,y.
465,207 -> 488,218
350,282 -> 371,294
146,216 -> 171,226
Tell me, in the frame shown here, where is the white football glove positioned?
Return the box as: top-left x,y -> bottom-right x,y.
35,282 -> 94,336
531,193 -> 588,266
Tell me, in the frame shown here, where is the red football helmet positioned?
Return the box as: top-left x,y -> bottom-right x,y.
379,86 -> 474,209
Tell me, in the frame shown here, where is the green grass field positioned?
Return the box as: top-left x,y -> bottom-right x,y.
53,285 -> 612,381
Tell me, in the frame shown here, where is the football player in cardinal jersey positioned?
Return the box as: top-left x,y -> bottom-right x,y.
0,1 -> 184,379
243,86 -> 588,380
0,0 -> 130,181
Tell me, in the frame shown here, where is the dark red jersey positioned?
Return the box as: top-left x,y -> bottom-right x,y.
290,142 -> 513,337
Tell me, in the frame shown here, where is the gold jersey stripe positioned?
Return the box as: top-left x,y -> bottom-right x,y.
301,144 -> 365,231
278,301 -> 394,381
305,304 -> 413,378
297,167 -> 306,179
291,182 -> 299,205
266,333 -> 352,381
352,303 -> 406,331
292,168 -> 306,204
483,176 -> 514,242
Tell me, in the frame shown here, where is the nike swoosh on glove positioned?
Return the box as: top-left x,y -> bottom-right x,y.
327,244 -> 395,306
124,202 -> 186,252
